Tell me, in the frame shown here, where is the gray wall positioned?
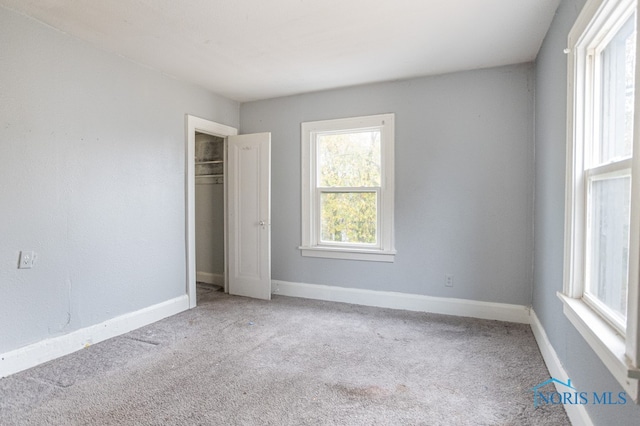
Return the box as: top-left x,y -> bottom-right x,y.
533,0 -> 640,423
240,64 -> 535,305
0,7 -> 239,354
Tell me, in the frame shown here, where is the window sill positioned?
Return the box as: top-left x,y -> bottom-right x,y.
557,292 -> 640,400
299,246 -> 396,262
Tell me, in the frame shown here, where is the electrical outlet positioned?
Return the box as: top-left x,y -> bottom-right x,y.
19,251 -> 35,269
445,274 -> 454,287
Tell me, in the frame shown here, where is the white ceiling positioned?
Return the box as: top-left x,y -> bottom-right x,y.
1,0 -> 561,102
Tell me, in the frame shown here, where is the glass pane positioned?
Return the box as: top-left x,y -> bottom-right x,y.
318,131 -> 381,187
586,175 -> 631,320
597,13 -> 636,165
320,192 -> 377,244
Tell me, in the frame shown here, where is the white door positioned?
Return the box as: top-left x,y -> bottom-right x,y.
227,133 -> 271,300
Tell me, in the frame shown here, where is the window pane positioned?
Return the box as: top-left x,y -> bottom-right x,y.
318,131 -> 381,187
597,13 -> 636,165
320,192 -> 377,244
586,175 -> 631,320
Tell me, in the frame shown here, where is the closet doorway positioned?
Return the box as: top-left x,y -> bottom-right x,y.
185,115 -> 272,308
194,132 -> 225,293
185,115 -> 237,308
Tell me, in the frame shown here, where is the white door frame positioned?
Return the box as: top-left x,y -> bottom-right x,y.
185,115 -> 238,308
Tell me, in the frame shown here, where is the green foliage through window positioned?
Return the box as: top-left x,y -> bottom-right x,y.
320,192 -> 377,244
318,131 -> 381,187
316,130 -> 381,245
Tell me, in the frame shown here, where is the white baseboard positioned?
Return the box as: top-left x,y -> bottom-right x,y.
196,271 -> 224,286
530,309 -> 593,426
0,294 -> 189,379
271,280 -> 531,324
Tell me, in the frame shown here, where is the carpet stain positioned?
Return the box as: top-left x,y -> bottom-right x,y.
335,384 -> 390,399
431,382 -> 460,395
38,377 -> 75,388
125,336 -> 161,346
395,384 -> 409,393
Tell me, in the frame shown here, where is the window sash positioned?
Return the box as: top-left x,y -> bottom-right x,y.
315,128 -> 382,188
587,8 -> 636,169
583,166 -> 632,332
315,187 -> 381,249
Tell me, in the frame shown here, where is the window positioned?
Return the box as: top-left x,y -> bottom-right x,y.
562,0 -> 640,401
300,114 -> 395,262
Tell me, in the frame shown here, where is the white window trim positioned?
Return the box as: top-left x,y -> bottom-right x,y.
561,0 -> 640,401
300,114 -> 396,262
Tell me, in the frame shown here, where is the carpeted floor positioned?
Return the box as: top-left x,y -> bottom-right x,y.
0,284 -> 569,425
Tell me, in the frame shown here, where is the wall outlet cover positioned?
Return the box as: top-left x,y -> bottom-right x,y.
445,274 -> 454,287
19,251 -> 35,269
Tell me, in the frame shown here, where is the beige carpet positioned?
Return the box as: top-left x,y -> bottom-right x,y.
0,284 -> 569,425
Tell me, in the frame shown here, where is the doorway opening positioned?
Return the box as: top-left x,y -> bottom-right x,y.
186,115 -> 272,307
194,131 -> 225,298
185,115 -> 237,308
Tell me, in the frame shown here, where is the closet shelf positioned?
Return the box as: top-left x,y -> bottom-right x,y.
195,160 -> 224,165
